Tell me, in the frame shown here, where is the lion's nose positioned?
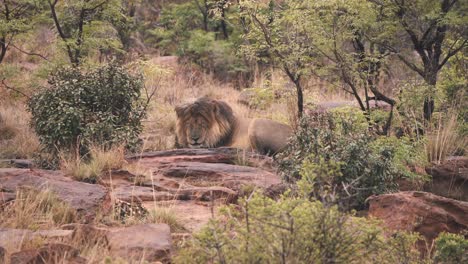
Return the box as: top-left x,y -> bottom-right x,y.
191,136 -> 200,142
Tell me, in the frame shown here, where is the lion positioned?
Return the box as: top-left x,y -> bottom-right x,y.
175,97 -> 293,156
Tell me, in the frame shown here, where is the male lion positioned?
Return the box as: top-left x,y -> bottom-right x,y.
175,97 -> 292,156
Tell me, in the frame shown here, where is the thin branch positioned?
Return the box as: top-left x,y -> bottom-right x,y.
1,79 -> 30,99
438,39 -> 467,70
1,41 -> 50,61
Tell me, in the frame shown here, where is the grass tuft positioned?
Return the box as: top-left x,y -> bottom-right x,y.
0,187 -> 77,230
426,111 -> 467,164
61,145 -> 126,183
0,104 -> 40,159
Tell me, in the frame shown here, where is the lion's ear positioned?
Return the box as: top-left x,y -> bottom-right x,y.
175,105 -> 185,118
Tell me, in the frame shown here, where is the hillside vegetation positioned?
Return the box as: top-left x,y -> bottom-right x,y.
0,0 -> 467,263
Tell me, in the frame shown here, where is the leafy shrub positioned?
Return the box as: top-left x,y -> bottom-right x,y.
277,108 -> 426,209
28,64 -> 146,165
433,232 -> 468,264
174,192 -> 421,264
182,30 -> 251,86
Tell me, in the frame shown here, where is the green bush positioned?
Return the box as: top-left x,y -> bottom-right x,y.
182,30 -> 251,86
174,192 -> 421,264
433,232 -> 468,264
277,109 -> 426,209
28,64 -> 146,165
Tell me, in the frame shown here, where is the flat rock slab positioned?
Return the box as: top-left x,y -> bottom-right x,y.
126,147 -> 274,171
368,191 -> 468,244
107,224 -> 172,262
0,228 -> 74,254
0,168 -> 107,217
113,148 -> 281,204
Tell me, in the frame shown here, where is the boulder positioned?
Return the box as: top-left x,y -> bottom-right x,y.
368,191 -> 468,244
10,243 -> 86,264
425,157 -> 468,201
0,168 -> 108,218
107,224 -> 172,262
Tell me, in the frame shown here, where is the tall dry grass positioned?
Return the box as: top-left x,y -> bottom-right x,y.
0,104 -> 40,159
60,145 -> 126,182
425,111 -> 467,164
0,188 -> 77,230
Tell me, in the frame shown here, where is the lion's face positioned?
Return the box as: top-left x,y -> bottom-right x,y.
175,97 -> 235,148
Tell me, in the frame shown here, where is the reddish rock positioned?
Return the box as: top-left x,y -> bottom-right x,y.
0,168 -> 108,218
368,191 -> 468,244
425,157 -> 468,201
107,224 -> 172,262
9,243 -> 86,264
0,228 -> 74,254
113,148 -> 281,205
61,224 -> 109,245
126,147 -> 274,171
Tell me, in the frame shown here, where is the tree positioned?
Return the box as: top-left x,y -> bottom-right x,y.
301,0 -> 397,134
47,0 -> 124,66
370,0 -> 468,120
0,0 -> 43,64
240,0 -> 317,119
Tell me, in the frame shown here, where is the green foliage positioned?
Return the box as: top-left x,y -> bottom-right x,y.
434,232 -> 468,264
277,109 -> 426,209
147,2 -> 203,55
28,64 -> 146,165
175,192 -> 421,264
48,0 -> 126,65
183,30 -> 250,84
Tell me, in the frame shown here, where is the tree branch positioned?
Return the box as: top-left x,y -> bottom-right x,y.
1,79 -> 30,99
0,41 -> 50,61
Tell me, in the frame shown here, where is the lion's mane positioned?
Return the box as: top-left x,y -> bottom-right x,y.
175,97 -> 236,148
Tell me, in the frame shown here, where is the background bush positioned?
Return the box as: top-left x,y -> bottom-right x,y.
28,64 -> 146,166
276,108 -> 427,209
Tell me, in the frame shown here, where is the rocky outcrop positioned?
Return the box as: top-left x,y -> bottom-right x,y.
0,168 -> 108,218
107,224 -> 172,263
368,191 -> 468,244
425,157 -> 468,201
113,148 -> 280,205
110,148 -> 282,231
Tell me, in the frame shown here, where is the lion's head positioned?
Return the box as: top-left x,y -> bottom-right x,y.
175,97 -> 236,148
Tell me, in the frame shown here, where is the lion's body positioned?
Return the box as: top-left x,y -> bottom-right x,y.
175,97 -> 292,155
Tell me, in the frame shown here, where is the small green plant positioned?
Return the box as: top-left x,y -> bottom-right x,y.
433,232 -> 468,264
28,63 -> 146,166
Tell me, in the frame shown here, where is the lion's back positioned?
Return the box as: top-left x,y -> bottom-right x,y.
245,118 -> 292,155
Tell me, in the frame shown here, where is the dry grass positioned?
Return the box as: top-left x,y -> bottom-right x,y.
146,206 -> 186,232
425,111 -> 467,164
60,145 -> 126,182
0,188 -> 77,230
0,103 -> 40,159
